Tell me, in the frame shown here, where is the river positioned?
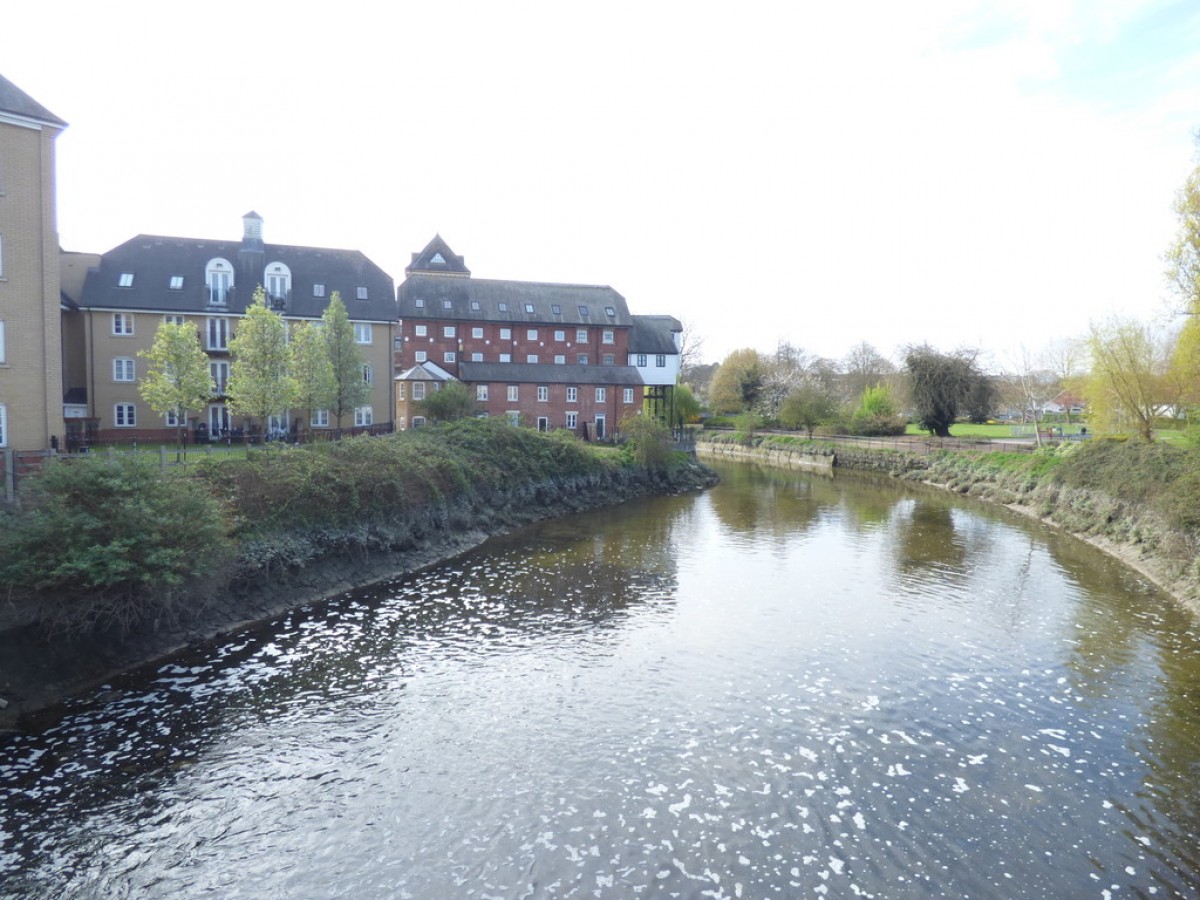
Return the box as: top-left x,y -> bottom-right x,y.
3,461 -> 1200,899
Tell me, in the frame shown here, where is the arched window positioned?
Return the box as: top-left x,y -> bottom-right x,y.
265,261 -> 291,305
206,258 -> 234,306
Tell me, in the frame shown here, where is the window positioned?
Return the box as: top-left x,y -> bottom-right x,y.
112,313 -> 134,336
477,385 -> 489,401
356,286 -> 369,300
361,364 -> 373,385
444,351 -> 457,363
470,300 -> 481,311
554,329 -> 565,342
412,416 -> 427,428
498,302 -> 508,312
567,387 -> 578,403
527,329 -> 538,341
576,329 -> 588,343
354,323 -> 372,344
415,350 -> 427,363
118,272 -> 134,287
603,354 -> 615,366
551,304 -> 562,316
506,411 -> 519,426
397,383 -> 405,401
169,275 -> 184,290
312,410 -> 329,427
210,360 -> 229,395
595,387 -> 606,402
606,306 -> 616,317
499,352 -> 511,363
394,335 -> 403,350
602,329 -> 614,344
265,262 -> 291,302
636,354 -> 647,367
537,417 -> 549,432
443,325 -> 456,338
526,354 -> 538,364
415,297 -> 425,308
566,411 -> 577,430
165,409 -> 182,427
431,252 -> 446,264
537,385 -> 549,402
206,258 -> 233,305
415,324 -> 428,337
507,385 -> 519,402
114,403 -> 136,427
354,406 -> 374,426
471,352 -> 483,362
113,357 -> 135,382
554,354 -> 565,365
313,283 -> 326,298
472,327 -> 484,339
577,354 -> 589,365
442,299 -> 452,310
578,305 -> 589,317
164,314 -> 186,327
656,354 -> 666,367
206,317 -> 229,350
624,388 -> 635,404
524,303 -> 535,314
412,382 -> 426,401
500,327 -> 512,340
0,320 -> 5,365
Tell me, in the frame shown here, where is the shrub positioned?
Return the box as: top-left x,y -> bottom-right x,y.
621,414 -> 672,469
0,454 -> 233,633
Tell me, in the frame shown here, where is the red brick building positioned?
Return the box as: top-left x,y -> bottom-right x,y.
395,236 -> 648,438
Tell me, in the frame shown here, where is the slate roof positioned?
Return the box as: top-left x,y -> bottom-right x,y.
629,315 -> 682,355
400,274 -> 630,327
396,362 -> 456,382
79,233 -> 397,322
459,361 -> 645,386
0,73 -> 66,127
406,234 -> 470,277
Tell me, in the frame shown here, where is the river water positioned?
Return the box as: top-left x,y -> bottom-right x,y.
3,461 -> 1200,899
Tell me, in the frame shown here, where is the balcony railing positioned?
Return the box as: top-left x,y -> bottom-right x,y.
208,285 -> 235,307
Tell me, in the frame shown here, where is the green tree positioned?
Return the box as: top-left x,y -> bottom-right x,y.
323,291 -> 369,429
621,414 -> 672,469
421,380 -> 477,422
138,321 -> 212,452
669,382 -> 701,428
1166,138 -> 1200,309
1084,317 -> 1168,442
709,348 -> 765,415
227,286 -> 293,436
779,382 -> 836,438
289,320 -> 336,435
904,345 -> 983,437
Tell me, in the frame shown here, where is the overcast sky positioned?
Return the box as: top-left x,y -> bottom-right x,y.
7,1 -> 1199,367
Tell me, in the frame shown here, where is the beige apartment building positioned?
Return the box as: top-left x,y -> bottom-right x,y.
0,74 -> 65,451
69,212 -> 397,445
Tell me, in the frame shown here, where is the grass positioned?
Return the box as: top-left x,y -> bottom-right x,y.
904,422 -> 1089,439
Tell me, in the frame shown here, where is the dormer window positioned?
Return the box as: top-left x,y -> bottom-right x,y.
265,262 -> 291,304
313,283 -> 326,298
498,302 -> 508,312
415,297 -> 424,308
605,306 -> 616,317
431,252 -> 446,265
524,303 -> 535,314
578,305 -> 589,317
551,304 -> 561,315
118,273 -> 134,287
169,275 -> 184,290
443,299 -> 452,309
205,258 -> 233,306
356,286 -> 369,300
470,300 -> 481,311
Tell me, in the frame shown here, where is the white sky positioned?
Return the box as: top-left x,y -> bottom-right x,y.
7,0 -> 1200,367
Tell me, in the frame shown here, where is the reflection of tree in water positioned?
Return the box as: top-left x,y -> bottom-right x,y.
706,463 -> 824,543
891,498 -> 969,577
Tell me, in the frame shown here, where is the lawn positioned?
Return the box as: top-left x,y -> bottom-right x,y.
904,422 -> 1089,439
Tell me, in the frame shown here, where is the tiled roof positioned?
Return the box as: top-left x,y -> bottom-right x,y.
80,233 -> 397,322
406,234 -> 470,277
400,274 -> 630,327
459,361 -> 644,386
629,315 -> 682,355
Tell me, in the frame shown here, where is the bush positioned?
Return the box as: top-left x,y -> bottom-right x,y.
621,414 -> 672,469
0,454 -> 233,633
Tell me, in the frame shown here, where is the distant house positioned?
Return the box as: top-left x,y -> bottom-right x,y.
68,212 -> 396,444
396,236 -> 670,437
0,73 -> 67,451
394,360 -> 456,428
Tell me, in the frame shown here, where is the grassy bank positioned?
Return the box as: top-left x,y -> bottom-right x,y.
696,431 -> 1200,613
0,419 -> 705,637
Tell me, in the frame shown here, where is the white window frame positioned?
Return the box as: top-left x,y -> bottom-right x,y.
603,354 -> 615,366
637,354 -> 647,367
354,323 -> 372,344
164,314 -> 186,327
313,283 -> 326,298
566,411 -> 577,430
554,329 -> 566,342
397,383 -> 406,401
537,385 -> 549,402
112,313 -> 134,336
205,258 -> 233,306
471,352 -> 483,362
554,354 -> 565,365
656,355 -> 667,367
311,409 -> 330,427
0,403 -> 6,448
507,385 -> 519,402
356,286 -> 369,300
596,387 -> 606,402
500,327 -> 512,340
602,329 -> 614,344
527,329 -> 538,341
361,364 -> 373,385
444,351 -> 457,363
412,382 -> 426,401
164,409 -> 183,427
415,350 -> 428,363
443,325 -> 456,338
169,275 -> 184,290
576,329 -> 588,343
354,406 -> 374,427
118,272 -> 134,287
113,357 -> 135,382
526,354 -> 538,364
206,317 -> 230,351
472,327 -> 484,339
114,403 -> 137,427
624,387 -> 635,404
567,387 -> 578,403
499,352 -> 512,363
210,360 -> 230,396
415,324 -> 428,337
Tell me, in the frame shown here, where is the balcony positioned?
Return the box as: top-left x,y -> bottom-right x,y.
267,289 -> 290,312
208,284 -> 235,307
